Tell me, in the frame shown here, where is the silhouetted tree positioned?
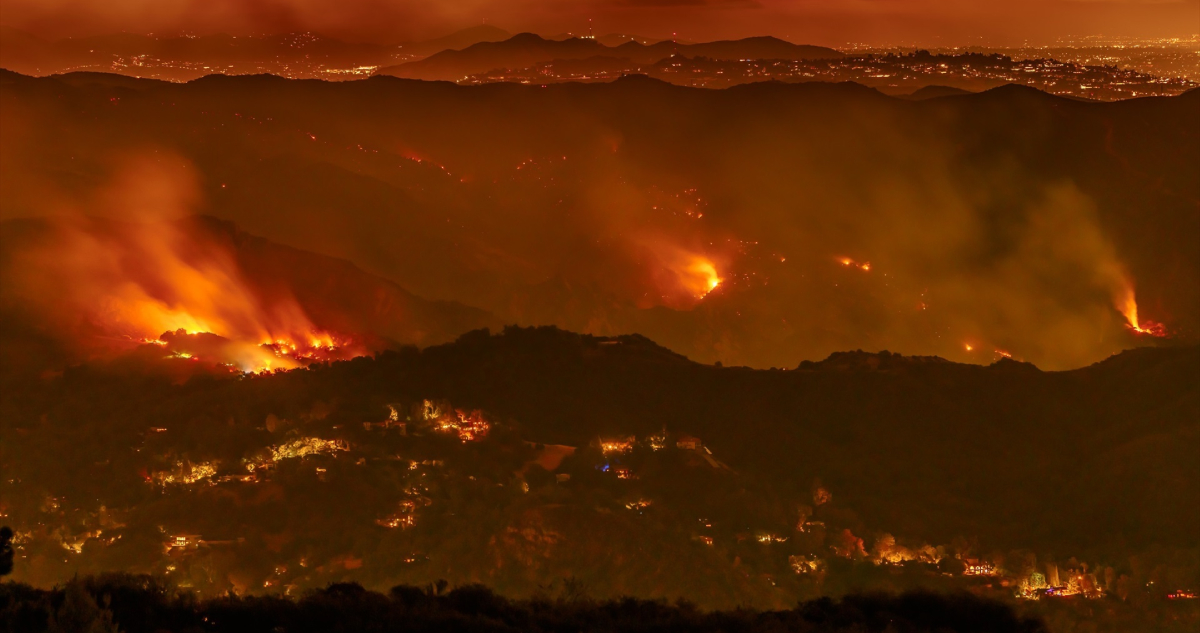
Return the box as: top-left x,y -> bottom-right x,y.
47,580 -> 119,633
0,526 -> 13,576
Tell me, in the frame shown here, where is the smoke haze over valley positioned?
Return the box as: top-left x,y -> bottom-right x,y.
1,4 -> 1198,633
2,71 -> 1195,371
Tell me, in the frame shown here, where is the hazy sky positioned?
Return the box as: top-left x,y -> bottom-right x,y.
2,0 -> 1197,46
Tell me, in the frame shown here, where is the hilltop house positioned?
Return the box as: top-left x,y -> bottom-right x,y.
963,558 -> 995,576
167,534 -> 202,550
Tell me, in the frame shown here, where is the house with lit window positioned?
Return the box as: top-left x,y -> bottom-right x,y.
963,559 -> 995,576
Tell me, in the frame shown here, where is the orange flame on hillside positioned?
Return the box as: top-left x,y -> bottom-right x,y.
839,257 -> 871,272
0,155 -> 375,374
640,238 -> 725,308
8,216 -> 365,373
683,257 -> 723,298
1116,283 -> 1168,337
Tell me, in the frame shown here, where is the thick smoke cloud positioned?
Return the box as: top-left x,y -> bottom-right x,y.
576,100 -> 1163,369
0,153 -> 333,369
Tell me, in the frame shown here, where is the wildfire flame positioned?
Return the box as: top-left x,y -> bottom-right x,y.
1116,283 -> 1168,337
640,238 -> 725,307
839,257 -> 871,272
684,258 -> 722,298
7,216 -> 367,373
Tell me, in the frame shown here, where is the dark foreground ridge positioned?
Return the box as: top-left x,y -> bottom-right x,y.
2,325 -> 1197,613
1,576 -> 1043,633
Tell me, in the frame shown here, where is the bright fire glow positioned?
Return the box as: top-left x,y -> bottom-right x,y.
839,257 -> 871,271
643,239 -> 726,307
1116,283 -> 1168,337
600,437 -> 635,455
685,258 -> 723,297
8,216 -> 368,373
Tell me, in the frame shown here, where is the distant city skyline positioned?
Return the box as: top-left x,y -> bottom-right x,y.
3,0 -> 1198,47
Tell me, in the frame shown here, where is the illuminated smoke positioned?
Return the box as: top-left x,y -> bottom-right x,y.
1,153 -> 368,372
1115,279 -> 1168,338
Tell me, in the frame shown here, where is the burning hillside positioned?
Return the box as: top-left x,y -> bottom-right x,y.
0,214 -> 500,374
2,73 -> 1192,370
0,214 -> 365,372
1116,281 -> 1169,338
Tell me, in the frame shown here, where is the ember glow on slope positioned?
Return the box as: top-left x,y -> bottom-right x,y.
10,215 -> 365,373
0,156 -> 369,373
1117,283 -> 1169,338
0,134 -> 1179,373
659,249 -> 724,304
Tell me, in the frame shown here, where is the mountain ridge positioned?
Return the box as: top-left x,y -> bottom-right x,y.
374,32 -> 845,81
0,25 -> 515,81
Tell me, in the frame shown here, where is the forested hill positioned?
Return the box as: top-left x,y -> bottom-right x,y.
5,326 -> 1196,554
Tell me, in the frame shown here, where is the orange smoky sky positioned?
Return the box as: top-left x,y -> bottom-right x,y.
1,0 -> 1196,46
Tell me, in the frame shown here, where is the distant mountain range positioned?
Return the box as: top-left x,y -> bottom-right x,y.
375,32 -> 845,81
399,24 -> 512,58
0,25 -> 514,80
0,26 -> 843,84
